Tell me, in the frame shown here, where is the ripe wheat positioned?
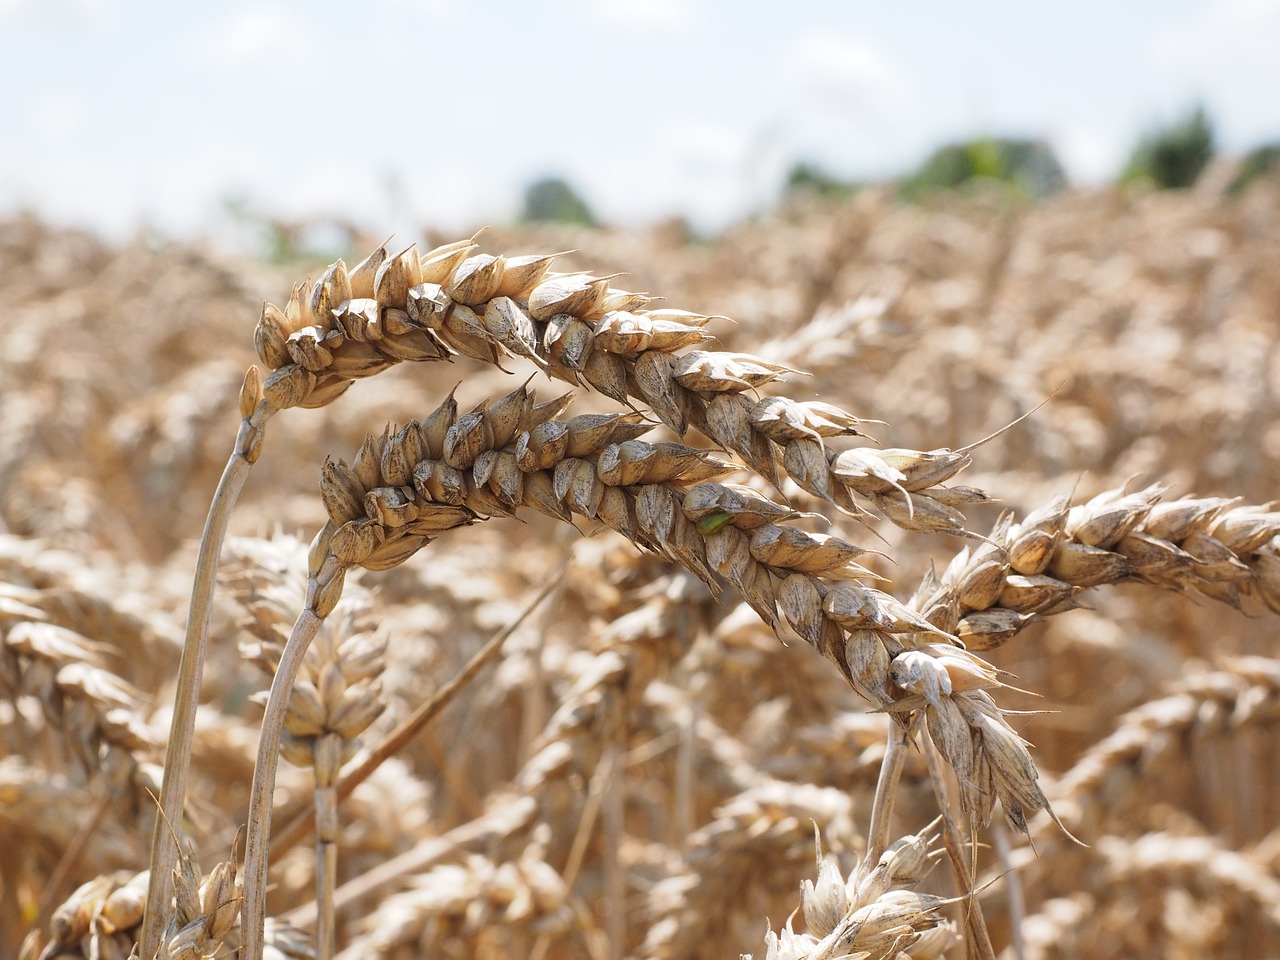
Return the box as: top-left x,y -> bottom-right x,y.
7,188 -> 1280,960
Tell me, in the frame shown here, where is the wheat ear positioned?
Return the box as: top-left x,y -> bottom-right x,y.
741,823 -> 957,960
256,241 -> 992,533
300,391 -> 1025,958
914,486 -> 1280,651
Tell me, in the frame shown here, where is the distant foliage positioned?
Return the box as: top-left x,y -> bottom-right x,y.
1121,105 -> 1215,190
1228,143 -> 1280,196
520,176 -> 597,226
897,137 -> 1067,201
784,161 -> 861,201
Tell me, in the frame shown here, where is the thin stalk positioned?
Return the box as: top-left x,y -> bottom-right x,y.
601,725 -> 625,960
531,703 -> 619,960
312,733 -> 342,960
241,603 -> 325,960
268,566 -> 566,862
862,718 -> 912,874
315,782 -> 339,960
674,698 -> 696,851
140,397 -> 274,959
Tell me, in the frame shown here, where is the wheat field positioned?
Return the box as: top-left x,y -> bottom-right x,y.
3,180 -> 1279,960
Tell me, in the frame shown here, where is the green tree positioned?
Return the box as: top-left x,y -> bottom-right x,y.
1121,105 -> 1215,190
1228,143 -> 1280,196
520,176 -> 597,226
784,161 -> 860,201
898,137 -> 1067,201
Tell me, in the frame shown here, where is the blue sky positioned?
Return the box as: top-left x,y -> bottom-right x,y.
2,0 -> 1278,244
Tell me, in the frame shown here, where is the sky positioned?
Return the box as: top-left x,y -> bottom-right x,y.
2,0 -> 1278,248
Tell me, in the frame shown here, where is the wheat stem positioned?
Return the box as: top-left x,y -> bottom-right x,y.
314,790 -> 338,960
241,601 -> 326,960
139,392 -> 273,959
992,819 -> 1027,960
863,717 -> 911,872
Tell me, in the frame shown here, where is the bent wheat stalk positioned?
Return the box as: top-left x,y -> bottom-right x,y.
139,377 -> 270,954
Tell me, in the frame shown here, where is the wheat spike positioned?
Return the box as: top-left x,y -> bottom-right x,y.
257,241 -> 990,535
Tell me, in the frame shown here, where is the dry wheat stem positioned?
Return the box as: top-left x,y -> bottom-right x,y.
240,585 -> 389,960
547,708 -> 622,960
991,820 -> 1027,960
313,734 -> 340,960
139,386 -> 273,959
863,716 -> 911,870
242,603 -> 325,960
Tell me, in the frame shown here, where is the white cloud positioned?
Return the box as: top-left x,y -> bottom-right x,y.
778,32 -> 913,119
373,0 -> 463,17
202,6 -> 309,61
770,31 -> 919,178
588,0 -> 700,31
573,114 -> 782,229
28,92 -> 90,142
1144,0 -> 1280,148
0,0 -> 105,26
1149,0 -> 1280,69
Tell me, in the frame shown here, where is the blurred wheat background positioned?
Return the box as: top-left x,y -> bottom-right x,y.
4,160 -> 1280,958
4,2 -> 1280,957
